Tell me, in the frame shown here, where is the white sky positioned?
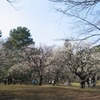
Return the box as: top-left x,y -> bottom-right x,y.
0,0 -> 72,46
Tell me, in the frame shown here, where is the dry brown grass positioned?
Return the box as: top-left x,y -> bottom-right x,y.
0,84 -> 100,100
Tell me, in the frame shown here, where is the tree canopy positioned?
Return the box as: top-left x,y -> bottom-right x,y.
4,26 -> 34,50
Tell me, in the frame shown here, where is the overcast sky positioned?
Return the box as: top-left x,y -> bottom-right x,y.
0,0 -> 72,46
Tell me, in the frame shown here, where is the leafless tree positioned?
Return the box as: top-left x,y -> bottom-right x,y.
50,0 -> 100,44
22,45 -> 53,86
62,41 -> 100,88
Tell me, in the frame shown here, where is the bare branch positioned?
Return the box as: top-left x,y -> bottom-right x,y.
50,0 -> 100,45
7,0 -> 21,10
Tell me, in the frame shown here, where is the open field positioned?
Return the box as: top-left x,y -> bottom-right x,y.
0,84 -> 100,100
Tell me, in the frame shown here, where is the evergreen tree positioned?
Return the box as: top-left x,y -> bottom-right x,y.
4,26 -> 34,50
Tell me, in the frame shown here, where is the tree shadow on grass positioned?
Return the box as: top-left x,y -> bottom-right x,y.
0,89 -> 74,100
0,93 -> 14,100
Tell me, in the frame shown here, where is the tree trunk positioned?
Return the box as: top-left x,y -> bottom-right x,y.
80,81 -> 85,89
75,72 -> 86,88
38,75 -> 43,86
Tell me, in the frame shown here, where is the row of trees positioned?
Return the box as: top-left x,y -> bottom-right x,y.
0,26 -> 99,88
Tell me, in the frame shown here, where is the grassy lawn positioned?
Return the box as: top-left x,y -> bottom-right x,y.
0,84 -> 100,100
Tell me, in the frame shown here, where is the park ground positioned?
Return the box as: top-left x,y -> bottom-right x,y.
0,83 -> 100,100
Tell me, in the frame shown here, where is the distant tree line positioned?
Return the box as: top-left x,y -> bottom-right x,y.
0,26 -> 99,88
